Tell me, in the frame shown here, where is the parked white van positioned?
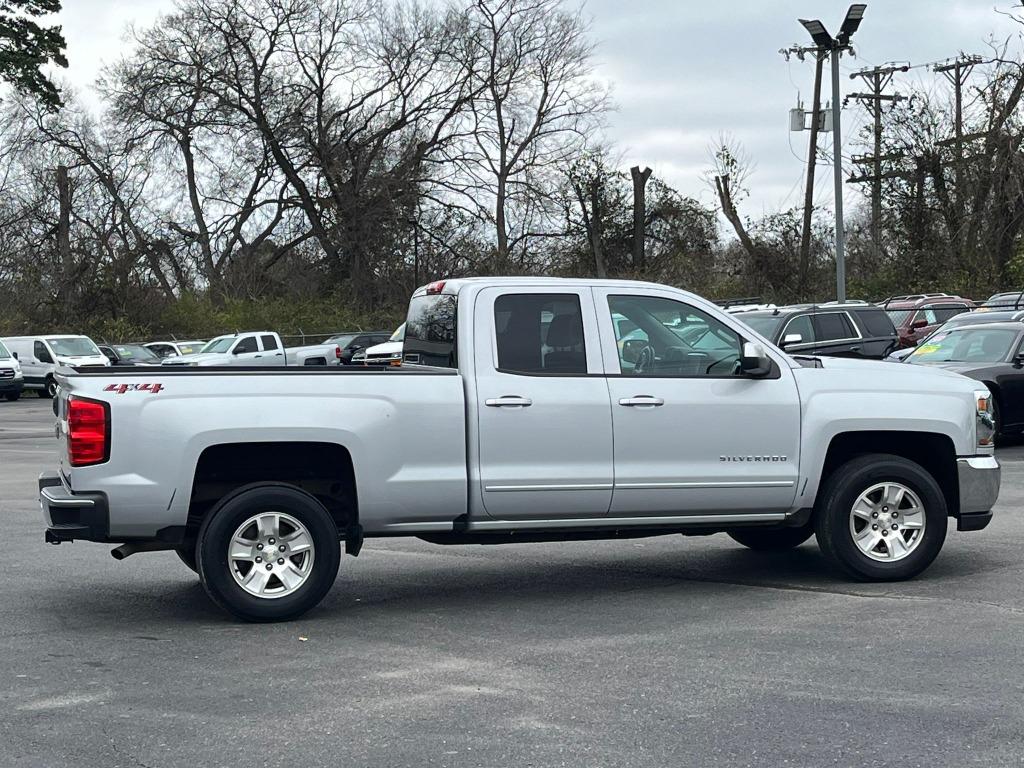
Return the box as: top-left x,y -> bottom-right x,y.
1,335 -> 110,398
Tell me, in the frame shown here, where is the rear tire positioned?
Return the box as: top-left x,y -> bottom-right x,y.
728,523 -> 814,551
815,454 -> 947,581
196,484 -> 341,622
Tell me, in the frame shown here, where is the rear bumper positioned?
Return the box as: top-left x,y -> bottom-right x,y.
956,456 -> 1000,531
39,472 -> 111,543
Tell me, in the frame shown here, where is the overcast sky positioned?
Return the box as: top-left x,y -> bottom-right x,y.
53,0 -> 1024,217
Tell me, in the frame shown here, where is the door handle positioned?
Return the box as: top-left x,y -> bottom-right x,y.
485,396 -> 533,408
619,396 -> 665,407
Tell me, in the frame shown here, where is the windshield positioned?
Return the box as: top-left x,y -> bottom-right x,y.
389,323 -> 406,342
886,309 -> 913,327
909,328 -> 1018,363
0,340 -> 9,360
202,337 -> 235,353
735,314 -> 784,339
113,345 -> 159,361
46,337 -> 100,357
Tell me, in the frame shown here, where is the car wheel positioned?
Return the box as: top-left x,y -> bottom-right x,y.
39,378 -> 57,399
196,484 -> 341,622
728,523 -> 814,551
815,454 -> 947,581
4,392 -> 18,402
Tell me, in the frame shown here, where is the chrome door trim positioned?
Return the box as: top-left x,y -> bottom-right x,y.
485,483 -> 614,492
614,480 -> 795,490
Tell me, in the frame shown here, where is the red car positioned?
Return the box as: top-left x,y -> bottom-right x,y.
883,294 -> 974,348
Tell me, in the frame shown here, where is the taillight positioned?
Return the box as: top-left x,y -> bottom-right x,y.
67,396 -> 109,467
335,345 -> 342,359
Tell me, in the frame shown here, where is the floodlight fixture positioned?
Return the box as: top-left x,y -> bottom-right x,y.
799,18 -> 833,48
838,4 -> 868,46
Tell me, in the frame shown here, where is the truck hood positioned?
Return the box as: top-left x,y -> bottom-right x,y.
809,355 -> 971,382
163,352 -> 228,366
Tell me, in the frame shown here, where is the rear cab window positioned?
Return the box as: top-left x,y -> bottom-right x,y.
404,293 -> 458,368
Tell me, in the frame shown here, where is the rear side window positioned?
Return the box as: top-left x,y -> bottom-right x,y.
260,335 -> 279,351
857,309 -> 897,337
812,312 -> 857,342
404,294 -> 458,368
494,293 -> 586,375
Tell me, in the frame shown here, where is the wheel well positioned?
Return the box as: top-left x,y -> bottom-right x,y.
819,431 -> 958,516
186,442 -> 357,538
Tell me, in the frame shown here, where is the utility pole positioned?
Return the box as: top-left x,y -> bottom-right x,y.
848,63 -> 908,259
797,4 -> 867,304
934,55 -> 982,200
781,43 -> 828,298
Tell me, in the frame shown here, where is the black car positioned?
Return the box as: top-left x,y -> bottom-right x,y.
99,344 -> 162,366
905,321 -> 1024,438
324,331 -> 393,364
733,303 -> 898,359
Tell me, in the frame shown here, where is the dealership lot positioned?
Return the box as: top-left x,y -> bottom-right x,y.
2,396 -> 1023,767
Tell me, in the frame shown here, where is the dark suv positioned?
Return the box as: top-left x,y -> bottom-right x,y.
732,302 -> 898,359
325,331 -> 393,364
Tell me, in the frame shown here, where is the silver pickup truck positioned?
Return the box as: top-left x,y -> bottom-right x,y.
40,278 -> 1000,621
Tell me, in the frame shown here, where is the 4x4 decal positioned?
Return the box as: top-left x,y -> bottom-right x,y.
104,383 -> 164,394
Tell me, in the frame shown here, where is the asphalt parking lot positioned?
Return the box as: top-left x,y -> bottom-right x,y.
2,397 -> 1023,767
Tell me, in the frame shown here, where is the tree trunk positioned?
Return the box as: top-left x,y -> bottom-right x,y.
631,166 -> 652,274
495,173 -> 509,273
56,165 -> 73,322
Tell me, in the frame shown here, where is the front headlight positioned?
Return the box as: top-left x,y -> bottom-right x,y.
975,389 -> 995,448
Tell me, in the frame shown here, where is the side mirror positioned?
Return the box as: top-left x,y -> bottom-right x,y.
11,352 -> 17,360
911,319 -> 929,330
781,333 -> 803,349
621,338 -> 647,364
740,342 -> 772,377
1014,352 -> 1024,368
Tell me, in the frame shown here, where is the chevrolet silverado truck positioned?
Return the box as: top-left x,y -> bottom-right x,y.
40,278 -> 1001,622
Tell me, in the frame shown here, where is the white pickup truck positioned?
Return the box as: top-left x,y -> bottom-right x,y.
40,278 -> 1000,621
162,331 -> 340,366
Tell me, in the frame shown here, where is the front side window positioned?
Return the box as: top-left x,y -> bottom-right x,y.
934,305 -> 968,323
781,315 -> 815,345
609,295 -> 741,376
914,309 -> 939,326
234,336 -> 258,354
34,341 -> 53,363
495,293 -> 587,375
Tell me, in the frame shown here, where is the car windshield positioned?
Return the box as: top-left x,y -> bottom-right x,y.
46,337 -> 100,357
389,323 -> 406,342
886,309 -> 913,326
114,345 -> 159,361
0,340 -> 10,360
909,328 -> 1018,363
735,313 -> 784,339
202,337 -> 235,353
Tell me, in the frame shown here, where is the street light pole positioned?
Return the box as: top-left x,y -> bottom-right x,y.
798,4 -> 866,303
831,44 -> 846,303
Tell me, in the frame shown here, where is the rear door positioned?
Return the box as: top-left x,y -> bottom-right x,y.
259,334 -> 285,364
473,287 -> 613,520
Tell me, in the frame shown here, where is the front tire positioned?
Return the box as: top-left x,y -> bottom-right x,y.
815,454 -> 947,581
197,485 -> 341,622
728,523 -> 814,551
39,378 -> 57,398
4,392 -> 18,402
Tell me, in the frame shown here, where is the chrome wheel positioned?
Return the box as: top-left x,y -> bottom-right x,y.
849,482 -> 926,562
229,512 -> 315,598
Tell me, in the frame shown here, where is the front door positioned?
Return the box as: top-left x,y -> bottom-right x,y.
594,288 -> 801,517
473,287 -> 613,520
228,335 -> 262,365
